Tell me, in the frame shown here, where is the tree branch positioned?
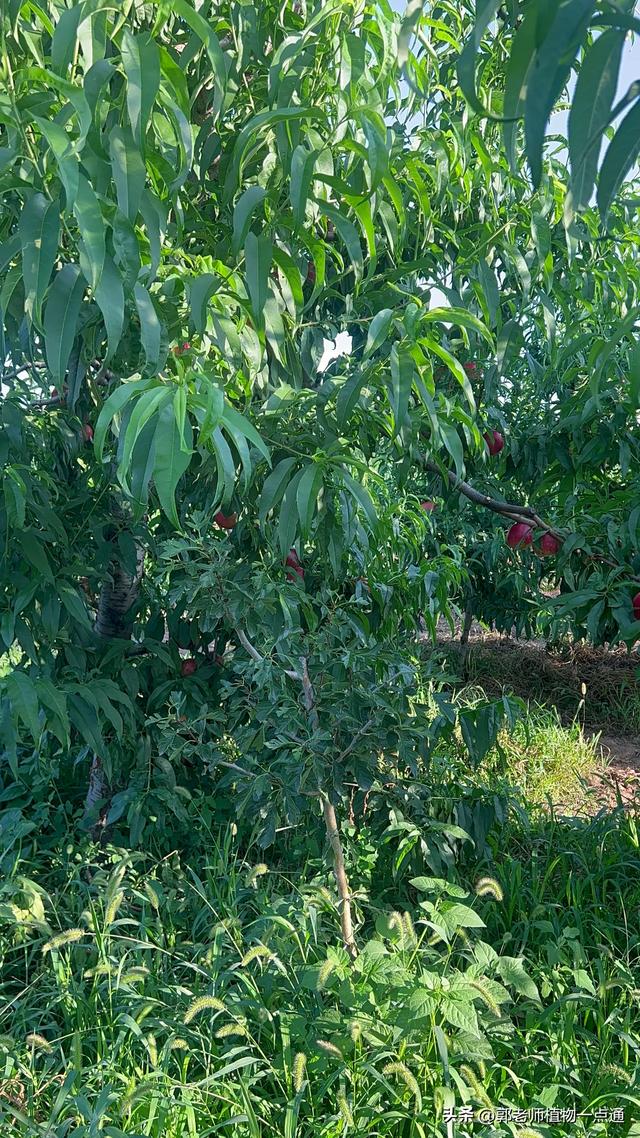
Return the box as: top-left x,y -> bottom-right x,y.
230,620 -> 300,680
299,655 -> 320,732
423,457 -> 561,536
320,792 -> 358,960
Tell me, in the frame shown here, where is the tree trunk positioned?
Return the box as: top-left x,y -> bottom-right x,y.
94,545 -> 145,639
83,544 -> 145,831
460,601 -> 474,681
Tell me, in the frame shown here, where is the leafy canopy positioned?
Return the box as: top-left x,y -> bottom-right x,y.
1,0 -> 640,833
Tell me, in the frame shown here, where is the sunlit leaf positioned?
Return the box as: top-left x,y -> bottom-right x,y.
121,28 -> 160,150
19,192 -> 60,327
597,96 -> 640,218
568,30 -> 625,210
524,0 -> 596,189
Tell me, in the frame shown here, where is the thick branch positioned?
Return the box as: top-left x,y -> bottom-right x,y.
95,547 -> 145,639
235,626 -> 264,664
423,457 -> 560,536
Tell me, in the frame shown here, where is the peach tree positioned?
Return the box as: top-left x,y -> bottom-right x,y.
2,0 -> 640,936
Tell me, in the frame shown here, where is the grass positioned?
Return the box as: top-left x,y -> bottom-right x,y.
455,694 -> 602,814
1,690 -> 639,1135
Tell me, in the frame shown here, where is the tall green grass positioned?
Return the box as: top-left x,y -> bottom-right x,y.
1,707 -> 639,1135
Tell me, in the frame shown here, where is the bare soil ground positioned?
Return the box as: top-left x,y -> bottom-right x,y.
424,622 -> 640,815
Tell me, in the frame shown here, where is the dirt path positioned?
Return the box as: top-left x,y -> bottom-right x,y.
423,623 -> 640,815
584,733 -> 640,812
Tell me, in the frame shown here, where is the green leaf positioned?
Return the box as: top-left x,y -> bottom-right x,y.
3,467 -> 26,529
336,371 -> 367,428
74,174 -> 105,291
112,211 -> 141,289
36,678 -> 70,747
524,0 -> 596,188
317,202 -> 363,287
627,340 -> 640,408
211,426 -> 236,507
502,6 -> 538,171
440,421 -> 465,478
279,467 -> 306,557
244,231 -> 272,332
296,462 -> 323,536
69,695 -> 105,756
459,702 -> 505,766
496,319 -> 524,378
441,996 -> 480,1037
232,185 -> 266,256
5,671 -> 41,743
51,5 -> 82,75
263,290 -> 286,364
44,263 -> 85,385
109,125 -> 146,221
58,584 -> 92,629
397,0 -> 424,68
121,28 -> 160,149
18,532 -> 53,582
389,344 -> 414,437
568,30 -> 625,210
160,93 -> 193,191
189,273 -> 218,334
289,145 -> 317,229
424,337 -> 475,410
358,106 -> 388,189
172,0 -> 226,117
476,258 -> 500,327
456,0 -> 502,116
134,283 -> 162,374
221,404 -> 271,464
423,306 -> 493,346
119,385 -> 173,488
0,233 -> 20,276
174,386 -> 188,453
597,97 -> 640,218
152,401 -> 193,528
94,377 -> 152,460
225,107 -> 316,201
129,414 -> 157,512
139,190 -> 167,283
363,309 -> 393,360
30,68 -> 91,149
195,383 -> 224,447
84,58 -> 116,119
442,902 -> 486,929
94,254 -> 125,363
34,118 -> 79,205
19,192 -> 60,327
497,956 -> 541,1002
271,247 -> 304,315
258,457 -> 298,524
128,414 -> 158,513
341,468 -> 377,528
